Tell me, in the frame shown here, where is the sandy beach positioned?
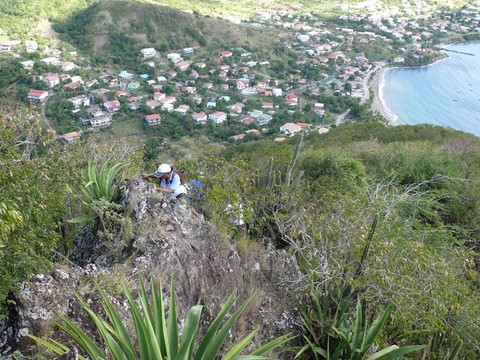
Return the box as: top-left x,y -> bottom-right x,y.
369,67 -> 397,125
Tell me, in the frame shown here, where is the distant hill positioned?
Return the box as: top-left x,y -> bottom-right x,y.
51,0 -> 281,57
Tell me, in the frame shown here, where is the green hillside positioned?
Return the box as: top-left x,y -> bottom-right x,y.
51,0 -> 280,55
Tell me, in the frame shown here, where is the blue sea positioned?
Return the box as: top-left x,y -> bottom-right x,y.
379,42 -> 480,136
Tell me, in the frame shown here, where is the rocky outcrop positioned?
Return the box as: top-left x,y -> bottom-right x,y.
1,177 -> 304,358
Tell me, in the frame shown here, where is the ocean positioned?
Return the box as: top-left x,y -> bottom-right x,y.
379,42 -> 480,136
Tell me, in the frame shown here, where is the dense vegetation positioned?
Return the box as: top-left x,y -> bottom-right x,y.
3,88 -> 480,358
178,122 -> 480,357
2,0 -> 480,357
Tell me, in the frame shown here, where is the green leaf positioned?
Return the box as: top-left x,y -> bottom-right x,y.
201,295 -> 254,359
195,294 -> 236,359
367,345 -> 426,360
359,304 -> 393,357
251,334 -> 295,356
222,328 -> 260,360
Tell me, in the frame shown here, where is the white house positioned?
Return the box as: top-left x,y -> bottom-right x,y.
40,57 -> 59,65
43,73 -> 60,88
167,53 -> 182,62
68,95 -> 90,109
280,122 -> 303,136
297,34 -> 310,42
192,112 -> 208,123
89,116 -> 111,127
20,60 -> 34,69
140,48 -> 157,58
209,111 -> 227,124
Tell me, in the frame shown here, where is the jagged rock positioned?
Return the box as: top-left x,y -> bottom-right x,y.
2,177 -> 304,358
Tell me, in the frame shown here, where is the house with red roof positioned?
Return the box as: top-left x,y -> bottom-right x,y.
159,96 -> 176,105
58,61 -> 75,71
245,129 -> 261,136
103,100 -> 121,113
262,102 -> 274,109
144,114 -> 161,126
174,61 -> 191,71
174,104 -> 190,116
220,50 -> 233,57
27,89 -> 49,101
229,134 -> 246,141
208,111 -> 227,124
63,131 -> 81,143
43,73 -> 60,88
153,92 -> 166,101
181,86 -> 196,94
236,80 -> 248,90
285,93 -> 298,107
229,103 -> 245,114
145,100 -> 160,110
192,111 -> 208,123
241,117 -> 254,125
115,90 -> 130,98
64,81 -> 82,90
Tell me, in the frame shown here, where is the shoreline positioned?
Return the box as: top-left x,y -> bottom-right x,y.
369,54 -> 450,126
370,66 -> 398,125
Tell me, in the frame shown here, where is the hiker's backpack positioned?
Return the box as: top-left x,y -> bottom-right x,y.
172,169 -> 186,185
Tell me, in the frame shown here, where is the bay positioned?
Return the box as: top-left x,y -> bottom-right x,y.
379,42 -> 480,136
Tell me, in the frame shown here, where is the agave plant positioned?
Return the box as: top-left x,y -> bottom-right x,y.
29,276 -> 293,359
295,292 -> 425,360
69,161 -> 126,223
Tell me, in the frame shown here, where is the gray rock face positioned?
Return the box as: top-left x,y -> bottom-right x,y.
1,177 -> 304,358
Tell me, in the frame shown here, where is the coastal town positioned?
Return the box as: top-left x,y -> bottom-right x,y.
2,0 -> 480,143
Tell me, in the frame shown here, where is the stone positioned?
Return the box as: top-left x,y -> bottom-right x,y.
2,177 -> 304,358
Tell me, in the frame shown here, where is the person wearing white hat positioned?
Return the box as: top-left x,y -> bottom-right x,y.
143,163 -> 187,198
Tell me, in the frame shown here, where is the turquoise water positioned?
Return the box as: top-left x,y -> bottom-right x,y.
380,42 -> 480,136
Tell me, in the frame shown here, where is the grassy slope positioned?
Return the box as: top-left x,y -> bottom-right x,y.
2,0 -> 473,41
52,0 -> 281,54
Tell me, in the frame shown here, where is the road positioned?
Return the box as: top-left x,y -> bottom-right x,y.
40,96 -> 55,133
359,61 -> 385,105
336,108 -> 351,126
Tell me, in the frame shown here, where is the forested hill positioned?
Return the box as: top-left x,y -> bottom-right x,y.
50,0 -> 280,56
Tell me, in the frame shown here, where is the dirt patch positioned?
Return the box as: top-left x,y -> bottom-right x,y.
93,34 -> 110,51
131,33 -> 148,42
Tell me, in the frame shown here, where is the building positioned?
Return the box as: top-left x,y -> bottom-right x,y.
192,112 -> 208,123
43,73 -> 60,88
89,116 -> 111,127
27,89 -> 49,101
103,100 -> 121,113
144,114 -> 161,126
140,48 -> 157,58
208,111 -> 227,124
68,95 -> 90,109
20,60 -> 34,69
63,131 -> 81,143
280,122 -> 303,136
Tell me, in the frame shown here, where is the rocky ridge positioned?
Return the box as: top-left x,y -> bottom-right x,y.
1,177 -> 304,358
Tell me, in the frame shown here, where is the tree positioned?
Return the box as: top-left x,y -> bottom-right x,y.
0,102 -> 68,304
